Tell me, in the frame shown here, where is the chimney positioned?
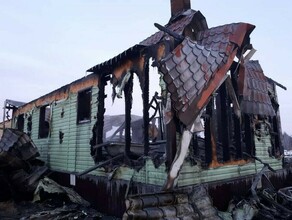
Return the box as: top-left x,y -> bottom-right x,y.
170,0 -> 191,17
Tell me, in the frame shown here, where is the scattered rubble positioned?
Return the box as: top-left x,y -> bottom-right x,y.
217,155 -> 292,220
0,128 -> 48,200
0,129 -> 114,219
123,156 -> 292,220
0,200 -> 104,220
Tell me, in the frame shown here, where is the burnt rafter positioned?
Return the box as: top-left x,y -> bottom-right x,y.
154,23 -> 184,42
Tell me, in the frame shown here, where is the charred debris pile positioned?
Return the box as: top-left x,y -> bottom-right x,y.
0,128 -> 102,219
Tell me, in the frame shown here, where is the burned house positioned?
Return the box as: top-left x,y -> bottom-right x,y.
4,0 -> 291,217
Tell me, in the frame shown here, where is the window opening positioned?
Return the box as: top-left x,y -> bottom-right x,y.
77,88 -> 92,123
39,105 -> 51,138
17,114 -> 24,131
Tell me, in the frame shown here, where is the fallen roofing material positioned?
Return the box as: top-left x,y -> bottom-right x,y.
0,128 -> 39,169
123,185 -> 220,219
0,129 -> 47,198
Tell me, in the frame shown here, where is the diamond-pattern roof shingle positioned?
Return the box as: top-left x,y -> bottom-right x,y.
161,38 -> 228,113
197,23 -> 254,54
159,23 -> 255,127
238,60 -> 275,116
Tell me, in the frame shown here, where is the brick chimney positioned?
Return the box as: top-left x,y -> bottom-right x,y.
171,0 -> 191,17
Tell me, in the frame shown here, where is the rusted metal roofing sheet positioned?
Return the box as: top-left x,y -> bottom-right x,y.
140,10 -> 207,46
159,23 -> 255,127
161,37 -> 228,113
238,60 -> 275,116
196,23 -> 255,54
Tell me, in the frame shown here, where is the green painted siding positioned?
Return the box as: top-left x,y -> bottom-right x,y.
15,86 -> 282,187
19,86 -> 98,173
112,125 -> 282,187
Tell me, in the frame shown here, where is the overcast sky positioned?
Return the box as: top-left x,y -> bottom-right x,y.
1,0 -> 292,134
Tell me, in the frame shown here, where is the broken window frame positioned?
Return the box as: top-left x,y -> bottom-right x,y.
38,105 -> 51,139
77,87 -> 92,124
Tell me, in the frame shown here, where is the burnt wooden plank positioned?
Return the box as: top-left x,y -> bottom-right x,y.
219,83 -> 231,162
124,73 -> 134,156
143,60 -> 150,156
95,76 -> 106,162
204,100 -> 213,166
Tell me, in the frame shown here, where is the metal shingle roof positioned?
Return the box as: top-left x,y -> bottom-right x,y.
238,60 -> 275,116
159,23 -> 255,127
161,38 -> 228,113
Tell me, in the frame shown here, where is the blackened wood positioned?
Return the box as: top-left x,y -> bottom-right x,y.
266,77 -> 287,90
272,116 -> 280,156
124,74 -> 134,156
143,60 -> 150,156
154,23 -> 184,41
78,154 -> 123,176
244,114 -> 255,156
95,76 -> 106,161
231,63 -> 242,159
234,114 -> 242,159
205,101 -> 212,165
219,83 -> 230,161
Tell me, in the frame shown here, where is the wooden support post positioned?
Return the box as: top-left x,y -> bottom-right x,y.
219,83 -> 231,162
143,59 -> 150,156
205,100 -> 213,166
96,76 -> 106,161
244,114 -> 255,156
230,68 -> 242,159
271,83 -> 283,156
234,114 -> 242,159
124,73 -> 133,157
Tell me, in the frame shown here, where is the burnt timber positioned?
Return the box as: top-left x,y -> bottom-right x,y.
3,0 -> 292,217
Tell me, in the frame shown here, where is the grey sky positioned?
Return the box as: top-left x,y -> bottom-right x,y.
1,0 -> 291,134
